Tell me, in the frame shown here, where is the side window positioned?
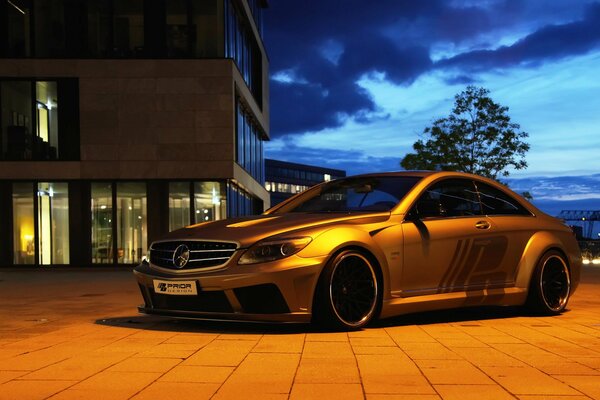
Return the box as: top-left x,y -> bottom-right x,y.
413,179 -> 481,218
476,182 -> 531,216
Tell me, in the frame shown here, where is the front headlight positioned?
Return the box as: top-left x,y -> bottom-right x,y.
238,237 -> 312,265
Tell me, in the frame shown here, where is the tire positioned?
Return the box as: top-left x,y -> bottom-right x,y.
526,250 -> 571,315
313,249 -> 381,330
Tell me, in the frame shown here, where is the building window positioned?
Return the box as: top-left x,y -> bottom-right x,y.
12,181 -> 69,265
225,0 -> 262,105
194,181 -> 226,223
2,0 -> 227,59
247,0 -> 263,36
91,182 -> 113,264
227,181 -> 260,218
37,182 -> 69,264
0,78 -> 79,161
12,182 -> 34,264
116,182 -> 147,264
4,0 -> 32,57
169,182 -> 191,231
235,99 -> 264,184
91,181 -> 147,265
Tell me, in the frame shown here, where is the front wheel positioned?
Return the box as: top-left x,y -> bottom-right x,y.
526,250 -> 571,315
313,250 -> 381,330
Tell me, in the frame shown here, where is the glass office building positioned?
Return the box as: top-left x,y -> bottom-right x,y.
0,0 -> 269,266
265,159 -> 346,207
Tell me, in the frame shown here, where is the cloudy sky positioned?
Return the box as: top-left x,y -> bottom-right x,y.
262,0 -> 600,223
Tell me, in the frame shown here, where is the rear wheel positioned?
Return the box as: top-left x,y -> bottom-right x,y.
526,250 -> 571,315
313,250 -> 381,330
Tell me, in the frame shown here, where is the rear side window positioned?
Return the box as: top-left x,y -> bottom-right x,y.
476,182 -> 532,216
414,179 -> 481,218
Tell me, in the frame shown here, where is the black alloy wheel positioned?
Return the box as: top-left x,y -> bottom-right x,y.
527,250 -> 571,315
314,250 -> 380,330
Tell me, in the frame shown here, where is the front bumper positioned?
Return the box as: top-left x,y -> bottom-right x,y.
133,254 -> 327,323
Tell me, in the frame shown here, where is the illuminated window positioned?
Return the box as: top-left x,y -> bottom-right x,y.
117,182 -> 147,264
194,181 -> 226,223
169,182 -> 191,231
91,183 -> 113,264
12,183 -> 34,265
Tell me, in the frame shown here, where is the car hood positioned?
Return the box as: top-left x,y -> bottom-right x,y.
155,212 -> 391,248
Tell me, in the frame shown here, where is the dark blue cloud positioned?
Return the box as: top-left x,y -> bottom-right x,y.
438,3 -> 600,70
265,1 -> 600,137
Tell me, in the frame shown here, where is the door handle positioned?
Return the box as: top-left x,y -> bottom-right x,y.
475,221 -> 491,230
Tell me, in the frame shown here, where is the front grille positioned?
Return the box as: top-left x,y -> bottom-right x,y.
150,241 -> 237,270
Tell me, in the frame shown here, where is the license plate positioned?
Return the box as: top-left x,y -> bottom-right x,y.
153,280 -> 198,295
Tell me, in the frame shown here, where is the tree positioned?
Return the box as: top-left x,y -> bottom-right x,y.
401,86 -> 529,180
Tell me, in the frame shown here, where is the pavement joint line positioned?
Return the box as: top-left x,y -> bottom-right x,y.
207,333 -> 265,399
349,331 -> 367,400
288,333 -> 309,400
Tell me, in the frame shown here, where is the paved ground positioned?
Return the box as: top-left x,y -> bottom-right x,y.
1,267 -> 600,400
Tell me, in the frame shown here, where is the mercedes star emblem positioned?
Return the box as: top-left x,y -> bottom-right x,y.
173,244 -> 190,268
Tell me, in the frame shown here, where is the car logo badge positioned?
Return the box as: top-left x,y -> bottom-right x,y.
173,244 -> 190,268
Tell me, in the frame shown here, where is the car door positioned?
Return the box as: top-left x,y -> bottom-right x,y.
474,180 -> 536,285
401,178 -> 509,296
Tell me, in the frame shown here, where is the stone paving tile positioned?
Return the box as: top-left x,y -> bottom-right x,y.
366,395 -> 440,400
385,326 -> 438,344
252,334 -> 305,353
434,384 -> 515,400
517,396 -> 592,400
0,348 -> 71,371
435,337 -> 487,348
295,357 -> 361,384
159,365 -> 234,383
450,346 -> 528,367
303,340 -> 355,359
0,379 -> 77,400
567,357 -> 600,369
353,346 -> 405,355
163,334 -> 218,344
553,375 -> 600,399
212,353 -> 300,399
107,357 -> 182,373
0,370 -> 28,384
130,382 -> 220,400
59,371 -> 161,400
135,343 -> 204,358
356,354 -> 435,395
396,342 -> 463,360
181,339 -> 256,366
21,353 -> 130,380
476,335 -> 526,344
306,332 -> 349,342
415,360 -> 495,385
349,336 -> 397,347
289,383 -> 364,399
480,366 -> 582,396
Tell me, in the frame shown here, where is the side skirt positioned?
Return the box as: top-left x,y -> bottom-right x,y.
379,287 -> 528,319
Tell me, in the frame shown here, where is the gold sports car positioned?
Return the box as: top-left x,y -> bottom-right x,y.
134,171 -> 581,329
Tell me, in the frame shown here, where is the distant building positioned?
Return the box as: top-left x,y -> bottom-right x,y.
265,158 -> 346,206
0,0 -> 269,266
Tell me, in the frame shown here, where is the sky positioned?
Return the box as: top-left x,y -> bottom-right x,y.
262,0 -> 600,228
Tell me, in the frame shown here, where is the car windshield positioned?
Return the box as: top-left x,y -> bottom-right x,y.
273,176 -> 422,214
